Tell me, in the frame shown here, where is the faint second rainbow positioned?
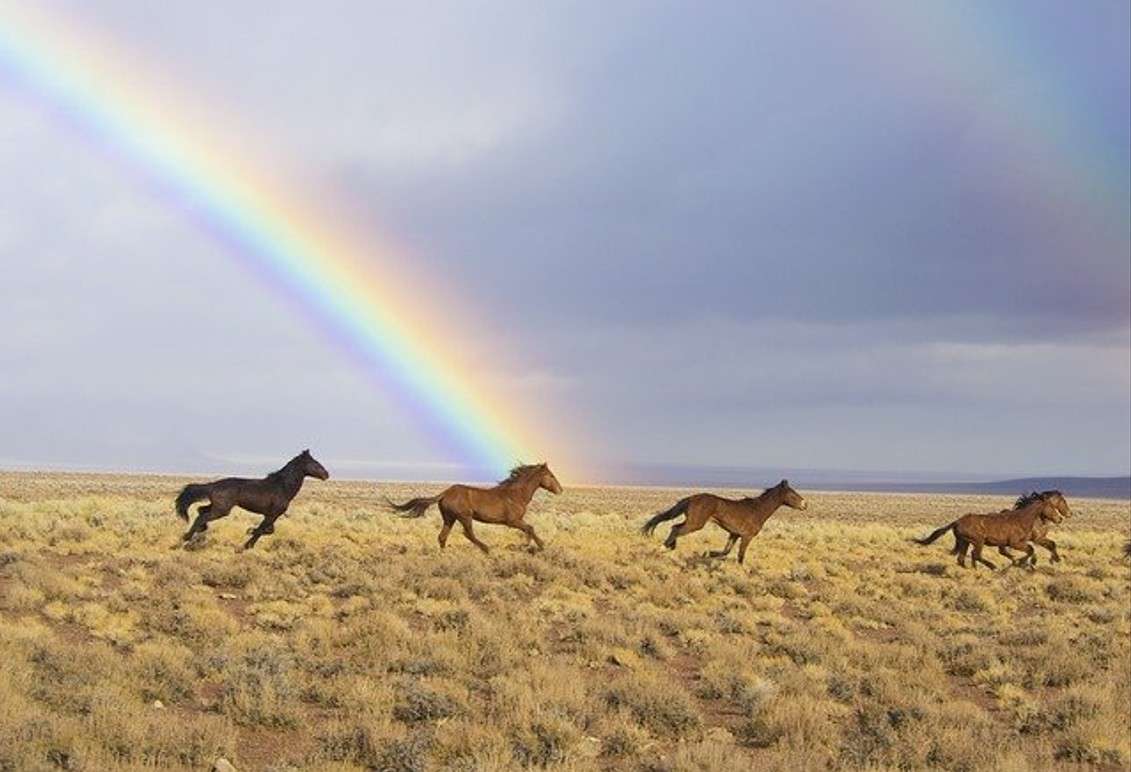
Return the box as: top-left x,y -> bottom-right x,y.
0,6 -> 537,478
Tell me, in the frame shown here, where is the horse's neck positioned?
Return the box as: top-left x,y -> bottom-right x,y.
1014,503 -> 1043,527
274,461 -> 306,497
505,473 -> 541,504
751,489 -> 784,524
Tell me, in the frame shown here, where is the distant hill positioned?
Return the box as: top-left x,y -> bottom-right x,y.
818,476 -> 1131,500
593,464 -> 1131,500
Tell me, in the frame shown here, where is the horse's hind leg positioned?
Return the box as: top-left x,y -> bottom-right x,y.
998,546 -> 1024,567
184,502 -> 234,542
184,504 -> 212,541
971,541 -> 996,570
955,538 -> 970,567
709,534 -> 739,558
664,514 -> 705,551
437,512 -> 455,549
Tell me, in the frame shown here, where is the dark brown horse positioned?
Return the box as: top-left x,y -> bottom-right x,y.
175,449 -> 329,549
641,480 -> 808,564
388,463 -> 562,553
913,493 -> 1066,570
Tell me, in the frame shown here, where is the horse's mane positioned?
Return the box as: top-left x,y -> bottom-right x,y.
500,463 -> 545,485
266,453 -> 305,482
1014,489 -> 1062,509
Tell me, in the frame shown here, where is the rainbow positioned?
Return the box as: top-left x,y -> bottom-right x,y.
870,3 -> 1129,270
0,6 -> 546,479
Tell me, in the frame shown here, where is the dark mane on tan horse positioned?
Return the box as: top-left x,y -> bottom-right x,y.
387,462 -> 562,553
501,464 -> 548,485
641,480 -> 808,564
1014,490 -> 1058,510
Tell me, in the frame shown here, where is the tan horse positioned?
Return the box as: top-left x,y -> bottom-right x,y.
914,494 -> 1066,570
641,480 -> 808,563
388,463 -> 562,553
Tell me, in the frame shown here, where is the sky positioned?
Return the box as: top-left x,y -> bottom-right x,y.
0,1 -> 1128,482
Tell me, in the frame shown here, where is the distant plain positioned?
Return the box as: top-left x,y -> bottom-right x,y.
0,472 -> 1128,770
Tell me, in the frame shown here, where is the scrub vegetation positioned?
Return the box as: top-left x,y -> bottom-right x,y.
0,472 -> 1128,771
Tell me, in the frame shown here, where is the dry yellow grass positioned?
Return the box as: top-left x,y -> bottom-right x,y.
0,472 -> 1128,771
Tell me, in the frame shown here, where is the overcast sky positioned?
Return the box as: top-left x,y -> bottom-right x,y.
1,1 -> 1128,481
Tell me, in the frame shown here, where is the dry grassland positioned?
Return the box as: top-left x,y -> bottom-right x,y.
0,472 -> 1128,771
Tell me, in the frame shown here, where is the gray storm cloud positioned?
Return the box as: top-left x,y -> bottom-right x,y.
1,1 -> 1128,479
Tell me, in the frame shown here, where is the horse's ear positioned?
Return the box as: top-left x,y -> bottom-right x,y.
780,479 -> 789,487
303,448 -> 311,456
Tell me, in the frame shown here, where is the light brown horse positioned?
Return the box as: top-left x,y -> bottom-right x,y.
388,463 -> 562,553
914,493 -> 1066,570
641,480 -> 808,564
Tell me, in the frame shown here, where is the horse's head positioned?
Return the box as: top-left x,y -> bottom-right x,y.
1041,490 -> 1072,520
538,463 -> 563,495
298,449 -> 330,480
1017,489 -> 1070,522
1036,497 -> 1066,524
777,479 -> 807,511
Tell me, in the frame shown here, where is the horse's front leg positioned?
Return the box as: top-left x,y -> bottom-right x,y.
243,510 -> 283,550
1033,537 -> 1061,563
515,521 -> 544,552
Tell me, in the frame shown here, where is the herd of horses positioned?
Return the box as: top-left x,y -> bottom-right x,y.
172,449 -> 1082,571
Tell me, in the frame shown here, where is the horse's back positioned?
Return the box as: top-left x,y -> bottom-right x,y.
443,483 -> 517,522
956,510 -> 1031,546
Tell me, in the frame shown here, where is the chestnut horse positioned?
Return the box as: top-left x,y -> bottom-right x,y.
388,463 -> 562,553
175,449 -> 329,549
641,480 -> 808,563
913,492 -> 1066,570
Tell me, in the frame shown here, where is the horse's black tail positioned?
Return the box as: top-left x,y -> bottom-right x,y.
642,497 -> 691,536
175,483 -> 211,522
386,493 -> 443,519
912,521 -> 957,546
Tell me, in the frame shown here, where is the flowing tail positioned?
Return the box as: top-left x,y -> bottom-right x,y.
912,521 -> 957,546
642,497 -> 691,536
175,483 -> 212,521
386,493 -> 444,519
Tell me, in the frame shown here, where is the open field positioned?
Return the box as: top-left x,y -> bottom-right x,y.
0,472 -> 1128,771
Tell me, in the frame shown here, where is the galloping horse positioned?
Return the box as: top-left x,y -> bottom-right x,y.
388,463 -> 562,553
641,480 -> 808,564
913,492 -> 1066,570
175,449 -> 329,549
